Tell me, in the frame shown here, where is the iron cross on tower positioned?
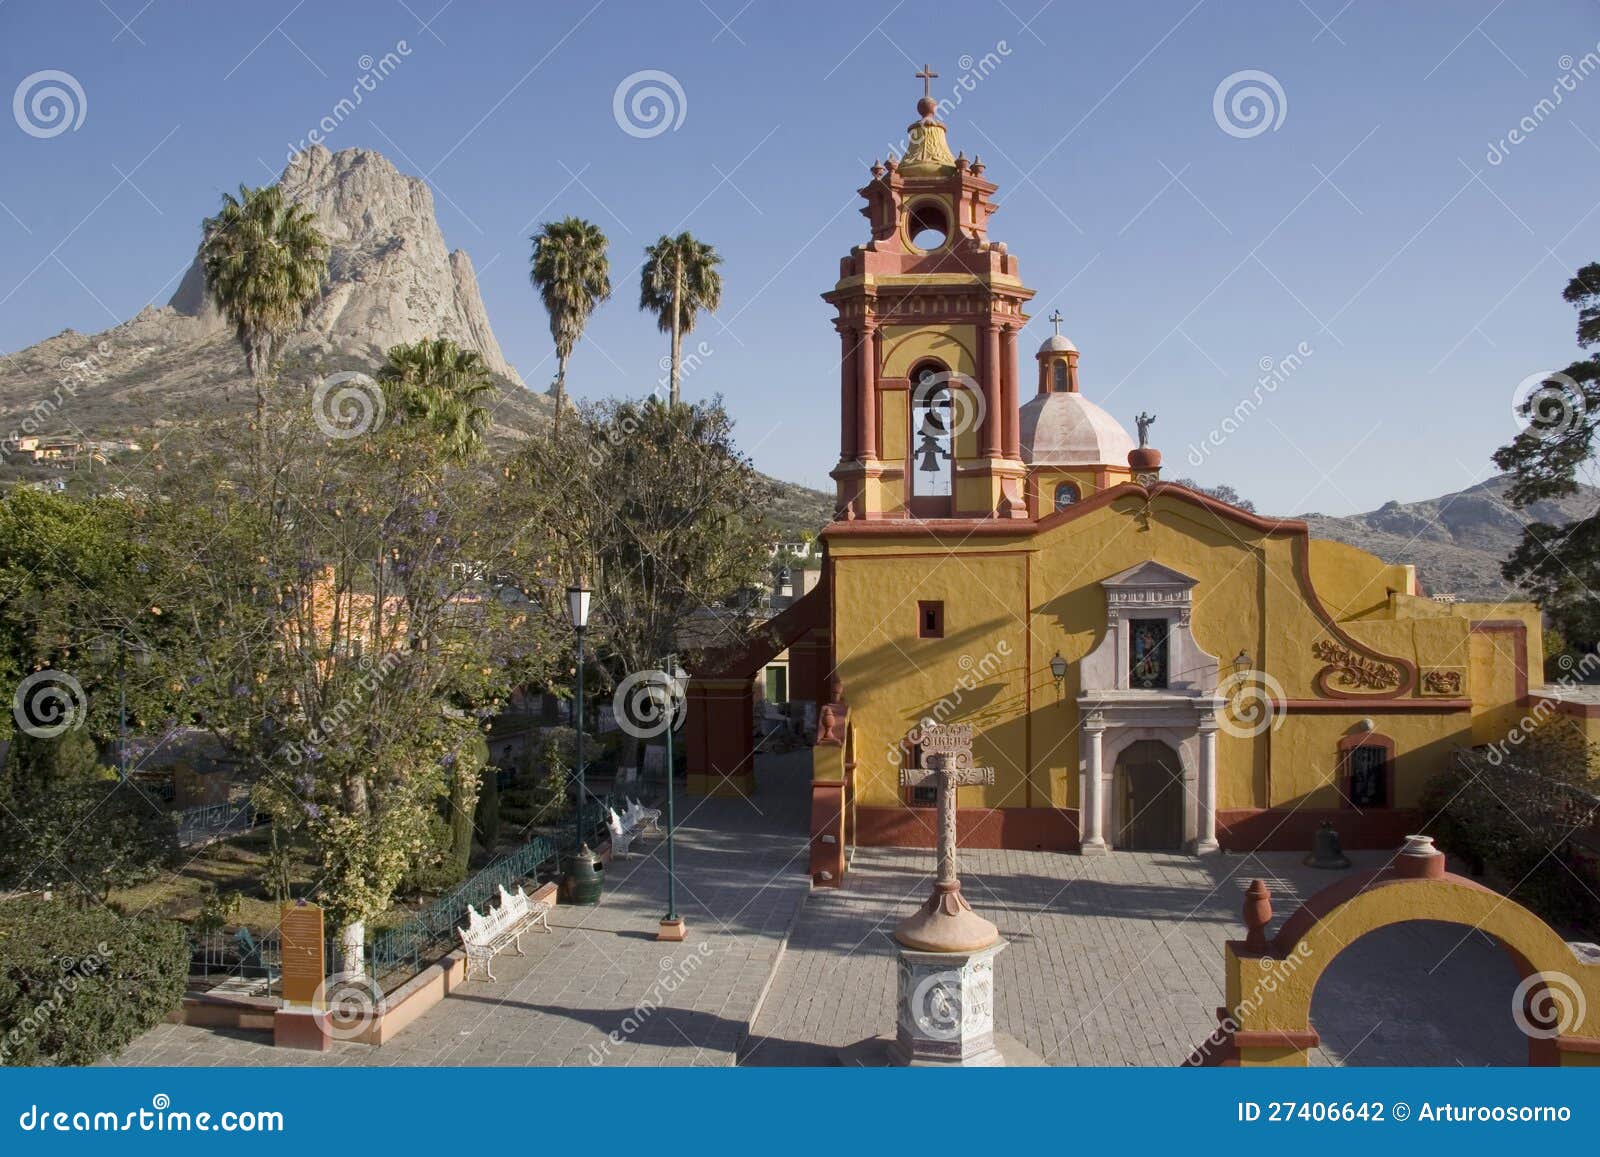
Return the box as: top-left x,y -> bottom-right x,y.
1049,309 -> 1064,336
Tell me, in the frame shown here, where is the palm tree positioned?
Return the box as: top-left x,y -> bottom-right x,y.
639,232 -> 723,407
377,338 -> 495,463
529,218 -> 611,437
199,183 -> 328,431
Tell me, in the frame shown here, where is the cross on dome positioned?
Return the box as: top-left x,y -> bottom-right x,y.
1049,309 -> 1064,336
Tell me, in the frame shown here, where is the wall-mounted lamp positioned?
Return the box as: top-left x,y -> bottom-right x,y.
1232,650 -> 1251,677
1049,651 -> 1067,698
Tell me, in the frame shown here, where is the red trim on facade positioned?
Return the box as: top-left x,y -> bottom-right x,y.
856,805 -> 1079,851
1279,698 -> 1471,713
1216,807 -> 1422,852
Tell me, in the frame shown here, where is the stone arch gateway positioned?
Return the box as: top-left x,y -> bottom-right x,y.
1214,837 -> 1600,1066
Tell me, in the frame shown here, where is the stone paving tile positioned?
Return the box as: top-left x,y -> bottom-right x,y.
742,845 -> 1526,1067
112,753 -> 814,1068
115,749 -> 1529,1069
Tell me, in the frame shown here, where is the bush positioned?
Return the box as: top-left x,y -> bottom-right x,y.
0,777 -> 178,901
1423,744 -> 1600,932
0,900 -> 188,1065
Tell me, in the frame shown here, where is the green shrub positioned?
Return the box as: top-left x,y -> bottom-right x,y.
1423,745 -> 1600,931
0,900 -> 188,1066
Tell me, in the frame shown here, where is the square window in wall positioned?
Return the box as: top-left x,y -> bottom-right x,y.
918,600 -> 945,639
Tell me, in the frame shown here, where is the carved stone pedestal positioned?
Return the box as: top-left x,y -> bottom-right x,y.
838,941 -> 1041,1067
890,942 -> 1006,1065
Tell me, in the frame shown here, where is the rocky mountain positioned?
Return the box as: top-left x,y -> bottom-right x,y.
1295,476 -> 1597,602
0,145 -> 549,451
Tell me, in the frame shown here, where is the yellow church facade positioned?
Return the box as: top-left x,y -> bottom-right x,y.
685,86 -> 1541,873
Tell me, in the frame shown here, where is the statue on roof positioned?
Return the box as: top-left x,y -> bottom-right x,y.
1135,411 -> 1156,449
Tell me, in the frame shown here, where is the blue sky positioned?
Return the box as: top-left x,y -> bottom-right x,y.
2,1 -> 1598,514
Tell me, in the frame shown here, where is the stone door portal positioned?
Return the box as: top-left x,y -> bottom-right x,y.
1116,740 -> 1184,851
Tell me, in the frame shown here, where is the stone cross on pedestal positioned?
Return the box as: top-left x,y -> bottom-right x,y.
893,723 -> 999,953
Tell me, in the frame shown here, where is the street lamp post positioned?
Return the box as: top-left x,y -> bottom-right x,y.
656,657 -> 687,942
564,581 -> 603,904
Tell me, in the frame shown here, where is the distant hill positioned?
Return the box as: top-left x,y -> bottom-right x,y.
1293,476 -> 1597,602
0,145 -> 551,465
0,143 -> 837,540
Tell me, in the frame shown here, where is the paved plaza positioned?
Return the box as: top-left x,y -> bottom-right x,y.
116,754 -> 1523,1067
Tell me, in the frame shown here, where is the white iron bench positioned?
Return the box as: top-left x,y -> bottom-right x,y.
625,797 -> 661,834
607,808 -> 640,858
457,884 -> 551,981
607,802 -> 662,858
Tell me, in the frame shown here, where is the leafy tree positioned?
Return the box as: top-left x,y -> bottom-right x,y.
0,739 -> 176,904
513,396 -> 770,767
1493,265 -> 1600,649
1172,478 -> 1257,513
131,367 -> 561,968
198,183 -> 328,431
377,338 -> 495,464
530,218 -> 612,436
640,233 -> 723,406
445,732 -> 488,879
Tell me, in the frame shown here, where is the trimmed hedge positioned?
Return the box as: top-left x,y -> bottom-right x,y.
0,900 -> 187,1066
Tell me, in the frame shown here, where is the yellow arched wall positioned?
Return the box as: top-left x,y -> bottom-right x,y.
826,487 -> 1539,826
1224,870 -> 1600,1066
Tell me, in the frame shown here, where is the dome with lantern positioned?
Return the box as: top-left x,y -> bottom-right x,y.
1019,324 -> 1135,468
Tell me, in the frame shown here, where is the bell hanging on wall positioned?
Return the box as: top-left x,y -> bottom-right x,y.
1303,821 -> 1351,870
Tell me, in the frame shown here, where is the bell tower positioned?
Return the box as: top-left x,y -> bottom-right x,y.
824,67 -> 1034,521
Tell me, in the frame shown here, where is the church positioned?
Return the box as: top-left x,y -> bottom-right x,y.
683,80 -> 1542,879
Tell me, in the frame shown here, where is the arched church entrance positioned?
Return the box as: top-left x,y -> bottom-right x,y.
1115,739 -> 1184,851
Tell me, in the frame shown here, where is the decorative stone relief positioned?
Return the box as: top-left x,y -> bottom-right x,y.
1311,639 -> 1400,693
1421,668 -> 1463,695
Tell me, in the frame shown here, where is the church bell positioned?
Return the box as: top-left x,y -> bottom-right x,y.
1303,821 -> 1351,870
